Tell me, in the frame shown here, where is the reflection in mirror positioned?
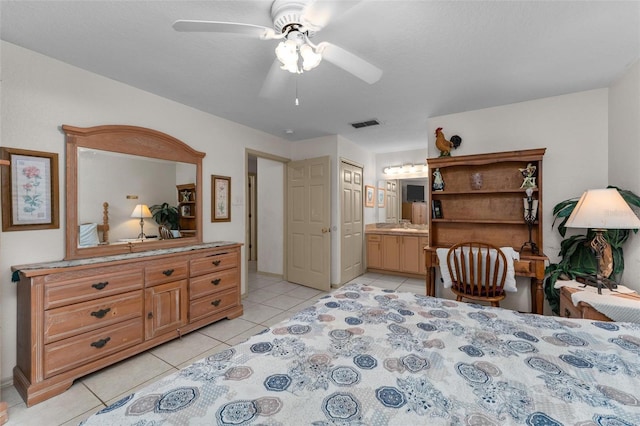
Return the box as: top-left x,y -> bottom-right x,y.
378,178 -> 429,224
77,148 -> 196,246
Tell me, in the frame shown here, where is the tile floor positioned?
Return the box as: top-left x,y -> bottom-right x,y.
2,265 -> 425,425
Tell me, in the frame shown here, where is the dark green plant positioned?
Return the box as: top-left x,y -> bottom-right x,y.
150,202 -> 179,230
545,186 -> 640,314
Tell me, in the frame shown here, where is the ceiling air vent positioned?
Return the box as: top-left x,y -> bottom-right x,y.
350,119 -> 380,129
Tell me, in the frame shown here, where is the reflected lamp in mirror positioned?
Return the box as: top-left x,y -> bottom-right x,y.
565,188 -> 640,294
131,204 -> 152,239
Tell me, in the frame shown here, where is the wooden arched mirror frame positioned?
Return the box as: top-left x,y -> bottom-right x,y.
63,125 -> 205,260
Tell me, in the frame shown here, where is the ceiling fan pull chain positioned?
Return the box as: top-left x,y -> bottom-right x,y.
295,77 -> 300,106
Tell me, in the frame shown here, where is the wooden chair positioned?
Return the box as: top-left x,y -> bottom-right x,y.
446,242 -> 509,307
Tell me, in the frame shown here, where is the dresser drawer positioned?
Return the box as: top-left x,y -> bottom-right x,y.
190,250 -> 238,277
44,290 -> 143,344
43,318 -> 143,379
190,269 -> 238,300
145,260 -> 188,287
513,260 -> 532,276
190,289 -> 238,323
44,270 -> 143,309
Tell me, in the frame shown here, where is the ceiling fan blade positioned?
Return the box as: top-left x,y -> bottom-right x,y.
172,20 -> 277,39
259,59 -> 292,98
318,42 -> 382,84
301,0 -> 363,31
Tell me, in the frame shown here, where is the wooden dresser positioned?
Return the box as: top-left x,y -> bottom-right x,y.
12,242 -> 242,406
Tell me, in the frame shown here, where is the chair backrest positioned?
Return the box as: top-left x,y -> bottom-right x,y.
446,242 -> 508,298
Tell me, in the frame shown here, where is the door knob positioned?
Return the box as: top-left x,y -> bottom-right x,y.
322,227 -> 330,233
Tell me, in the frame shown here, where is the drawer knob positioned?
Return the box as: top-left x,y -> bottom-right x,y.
212,278 -> 221,285
564,308 -> 571,317
162,269 -> 175,276
211,299 -> 221,307
91,282 -> 109,290
90,337 -> 111,349
91,308 -> 111,319
212,260 -> 222,266
148,312 -> 153,319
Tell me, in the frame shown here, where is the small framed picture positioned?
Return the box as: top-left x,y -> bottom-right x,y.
212,175 -> 231,222
1,147 -> 60,231
181,204 -> 191,217
377,188 -> 386,208
364,185 -> 375,208
432,200 -> 443,219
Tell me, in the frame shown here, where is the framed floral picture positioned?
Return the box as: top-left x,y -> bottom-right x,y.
211,175 -> 231,222
364,185 -> 375,208
1,147 -> 59,231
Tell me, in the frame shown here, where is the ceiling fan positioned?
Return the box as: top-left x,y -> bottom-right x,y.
173,0 -> 383,97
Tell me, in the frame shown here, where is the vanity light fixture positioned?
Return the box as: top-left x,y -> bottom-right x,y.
131,204 -> 152,239
383,163 -> 428,178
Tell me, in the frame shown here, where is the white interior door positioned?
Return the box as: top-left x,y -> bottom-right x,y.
287,156 -> 331,291
340,161 -> 363,284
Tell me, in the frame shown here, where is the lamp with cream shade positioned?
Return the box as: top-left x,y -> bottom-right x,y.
565,188 -> 640,294
131,204 -> 152,239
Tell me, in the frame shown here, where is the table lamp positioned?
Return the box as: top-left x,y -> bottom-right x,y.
131,204 -> 152,239
565,188 -> 640,294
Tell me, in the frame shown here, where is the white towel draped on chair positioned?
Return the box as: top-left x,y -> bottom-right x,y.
437,246 -> 519,292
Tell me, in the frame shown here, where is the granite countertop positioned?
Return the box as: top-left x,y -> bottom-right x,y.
365,223 -> 428,236
12,241 -> 238,277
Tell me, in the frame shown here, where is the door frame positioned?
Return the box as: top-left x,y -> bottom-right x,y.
244,149 -> 290,291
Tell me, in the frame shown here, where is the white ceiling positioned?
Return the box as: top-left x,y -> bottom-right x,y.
1,1 -> 638,153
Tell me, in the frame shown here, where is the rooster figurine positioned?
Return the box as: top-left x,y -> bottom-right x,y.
435,128 -> 462,157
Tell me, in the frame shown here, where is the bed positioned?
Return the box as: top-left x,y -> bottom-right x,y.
81,283 -> 640,425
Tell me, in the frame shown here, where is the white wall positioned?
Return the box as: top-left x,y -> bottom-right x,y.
609,60 -> 640,291
424,89 -> 609,313
256,157 -> 284,275
0,41 -> 291,384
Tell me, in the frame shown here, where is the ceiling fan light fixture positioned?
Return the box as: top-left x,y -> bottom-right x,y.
275,27 -> 322,74
300,43 -> 322,71
275,39 -> 297,64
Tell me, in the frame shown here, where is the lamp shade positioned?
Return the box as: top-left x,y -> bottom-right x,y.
565,188 -> 640,230
131,204 -> 152,219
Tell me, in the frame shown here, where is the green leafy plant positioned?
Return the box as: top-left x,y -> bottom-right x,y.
150,202 -> 179,230
545,186 -> 640,314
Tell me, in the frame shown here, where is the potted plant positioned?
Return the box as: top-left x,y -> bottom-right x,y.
544,185 -> 640,314
150,202 -> 180,231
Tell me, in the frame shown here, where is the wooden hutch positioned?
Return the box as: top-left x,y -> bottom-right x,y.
424,148 -> 548,314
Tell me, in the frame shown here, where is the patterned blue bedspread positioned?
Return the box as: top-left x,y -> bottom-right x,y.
81,284 -> 640,425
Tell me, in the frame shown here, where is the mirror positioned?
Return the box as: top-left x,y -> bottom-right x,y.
64,125 -> 205,260
378,177 -> 429,224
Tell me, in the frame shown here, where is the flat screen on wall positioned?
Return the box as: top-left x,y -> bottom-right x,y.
406,185 -> 425,202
